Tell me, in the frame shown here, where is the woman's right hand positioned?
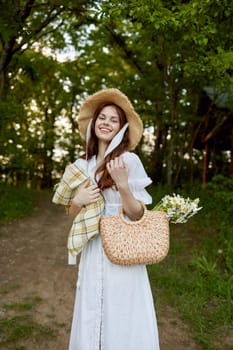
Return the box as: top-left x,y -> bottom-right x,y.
72,178 -> 101,207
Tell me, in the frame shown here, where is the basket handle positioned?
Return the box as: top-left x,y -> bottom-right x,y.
119,202 -> 147,225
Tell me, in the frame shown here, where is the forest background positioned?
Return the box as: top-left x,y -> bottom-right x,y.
1,0 -> 233,188
0,1 -> 233,350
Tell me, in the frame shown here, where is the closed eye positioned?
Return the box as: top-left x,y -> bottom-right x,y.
111,118 -> 119,123
98,114 -> 119,123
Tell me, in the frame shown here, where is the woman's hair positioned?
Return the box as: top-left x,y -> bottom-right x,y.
85,103 -> 130,190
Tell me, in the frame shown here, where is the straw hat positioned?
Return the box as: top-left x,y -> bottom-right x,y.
77,88 -> 143,150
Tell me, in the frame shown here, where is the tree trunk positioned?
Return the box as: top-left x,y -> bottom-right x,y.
150,121 -> 164,183
202,143 -> 210,184
167,88 -> 177,188
41,109 -> 55,188
230,125 -> 233,176
0,41 -> 13,101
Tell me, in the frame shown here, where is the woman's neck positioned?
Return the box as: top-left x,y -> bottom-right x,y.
96,141 -> 108,163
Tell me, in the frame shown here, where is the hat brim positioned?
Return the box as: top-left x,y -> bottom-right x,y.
77,88 -> 143,150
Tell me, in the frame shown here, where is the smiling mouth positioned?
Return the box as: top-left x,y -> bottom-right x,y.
99,127 -> 112,133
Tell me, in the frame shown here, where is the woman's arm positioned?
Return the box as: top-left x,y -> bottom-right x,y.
68,178 -> 101,220
117,184 -> 144,220
68,202 -> 83,221
106,156 -> 144,220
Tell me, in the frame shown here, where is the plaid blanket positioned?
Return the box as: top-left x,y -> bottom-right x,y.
52,162 -> 105,256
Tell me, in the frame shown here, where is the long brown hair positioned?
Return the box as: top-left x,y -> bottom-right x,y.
85,103 -> 130,190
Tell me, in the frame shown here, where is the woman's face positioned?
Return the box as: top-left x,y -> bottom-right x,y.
95,105 -> 121,144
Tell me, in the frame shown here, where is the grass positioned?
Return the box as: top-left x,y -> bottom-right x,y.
148,178 -> 233,350
0,315 -> 54,347
148,230 -> 233,350
0,296 -> 54,350
1,179 -> 232,349
0,184 -> 37,223
0,185 -> 54,349
3,296 -> 43,312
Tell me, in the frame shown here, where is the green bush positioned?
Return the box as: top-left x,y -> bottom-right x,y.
0,184 -> 37,223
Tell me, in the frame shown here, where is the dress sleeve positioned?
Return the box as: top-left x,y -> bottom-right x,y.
122,152 -> 153,204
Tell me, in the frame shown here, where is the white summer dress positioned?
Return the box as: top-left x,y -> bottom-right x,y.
69,151 -> 160,350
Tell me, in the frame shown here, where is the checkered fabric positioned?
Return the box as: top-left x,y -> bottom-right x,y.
52,162 -> 105,256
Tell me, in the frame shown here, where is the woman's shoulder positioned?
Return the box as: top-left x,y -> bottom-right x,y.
122,151 -> 141,165
73,157 -> 88,169
122,151 -> 152,189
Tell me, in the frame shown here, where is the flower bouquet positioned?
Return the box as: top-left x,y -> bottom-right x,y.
152,193 -> 202,224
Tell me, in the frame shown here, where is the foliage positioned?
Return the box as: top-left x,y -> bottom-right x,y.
1,0 -> 233,188
0,0 -> 95,188
0,185 -> 37,223
98,0 -> 233,185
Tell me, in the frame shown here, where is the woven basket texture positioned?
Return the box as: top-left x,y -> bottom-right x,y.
100,208 -> 169,265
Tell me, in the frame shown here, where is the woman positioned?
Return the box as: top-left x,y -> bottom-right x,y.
56,89 -> 160,350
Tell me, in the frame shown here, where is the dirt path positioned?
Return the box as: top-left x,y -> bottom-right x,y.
0,192 -> 201,350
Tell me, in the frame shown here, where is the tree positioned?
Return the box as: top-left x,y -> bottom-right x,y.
88,0 -> 233,186
1,0 -> 233,188
0,0 -> 96,187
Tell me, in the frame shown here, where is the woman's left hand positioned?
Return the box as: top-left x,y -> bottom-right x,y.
106,156 -> 128,189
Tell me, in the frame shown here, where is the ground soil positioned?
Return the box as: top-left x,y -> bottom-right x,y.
0,192 -> 202,350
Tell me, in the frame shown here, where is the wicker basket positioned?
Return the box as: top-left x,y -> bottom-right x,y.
100,204 -> 169,265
